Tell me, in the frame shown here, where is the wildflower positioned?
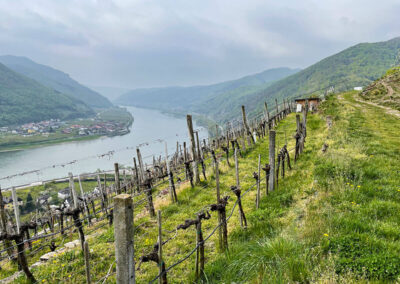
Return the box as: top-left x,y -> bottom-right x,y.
68,275 -> 71,278
350,184 -> 354,187
42,280 -> 45,283
397,189 -> 400,192
323,233 -> 329,237
357,185 -> 361,188
346,183 -> 349,185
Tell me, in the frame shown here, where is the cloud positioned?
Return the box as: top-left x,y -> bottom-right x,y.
0,0 -> 399,88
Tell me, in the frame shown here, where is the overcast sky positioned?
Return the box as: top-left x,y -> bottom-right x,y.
0,0 -> 399,89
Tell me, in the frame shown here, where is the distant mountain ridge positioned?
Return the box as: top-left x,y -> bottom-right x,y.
115,67 -> 300,113
205,37 -> 400,122
116,37 -> 400,124
0,55 -> 112,108
0,62 -> 94,127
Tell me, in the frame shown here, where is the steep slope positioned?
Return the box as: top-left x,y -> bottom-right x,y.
360,66 -> 400,111
115,67 -> 300,112
207,37 -> 400,122
0,55 -> 112,108
0,62 -> 94,127
90,85 -> 130,101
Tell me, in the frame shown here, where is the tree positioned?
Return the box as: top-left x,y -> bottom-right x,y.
23,193 -> 35,214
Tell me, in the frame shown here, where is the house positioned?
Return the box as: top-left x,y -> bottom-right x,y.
354,87 -> 363,91
3,196 -> 23,210
58,188 -> 71,200
295,98 -> 321,112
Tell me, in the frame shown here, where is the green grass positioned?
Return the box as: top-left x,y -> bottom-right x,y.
2,91 -> 400,283
203,91 -> 400,283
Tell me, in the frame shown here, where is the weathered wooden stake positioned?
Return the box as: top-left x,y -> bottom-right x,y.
187,115 -> 200,184
164,142 -> 177,203
157,210 -> 164,284
68,173 -> 79,209
84,241 -> 91,284
136,147 -> 145,182
114,194 -> 135,284
212,152 -> 223,251
269,131 -> 276,191
11,187 -> 20,234
114,163 -> 121,194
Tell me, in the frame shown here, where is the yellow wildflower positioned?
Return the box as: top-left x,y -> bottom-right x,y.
357,185 -> 361,188
323,233 -> 329,237
68,275 -> 71,278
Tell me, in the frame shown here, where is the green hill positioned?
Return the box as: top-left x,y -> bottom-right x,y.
360,66 -> 400,111
229,37 -> 400,122
115,67 -> 300,112
0,55 -> 113,108
118,37 -> 400,124
0,62 -> 94,127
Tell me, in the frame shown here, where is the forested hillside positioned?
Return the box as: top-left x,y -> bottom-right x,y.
0,55 -> 112,108
0,63 -> 94,127
196,37 -> 400,122
115,67 -> 299,112
117,37 -> 400,124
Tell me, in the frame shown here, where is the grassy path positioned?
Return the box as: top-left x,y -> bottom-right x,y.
203,91 -> 400,283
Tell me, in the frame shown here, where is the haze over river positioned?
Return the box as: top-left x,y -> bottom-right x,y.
0,106 -> 206,189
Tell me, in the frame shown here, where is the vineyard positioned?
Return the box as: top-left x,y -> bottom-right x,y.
2,90 -> 399,283
0,97 -> 312,283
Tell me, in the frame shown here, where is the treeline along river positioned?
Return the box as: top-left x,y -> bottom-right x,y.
0,106 -> 206,189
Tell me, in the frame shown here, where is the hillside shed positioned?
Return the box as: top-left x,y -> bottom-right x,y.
295,98 -> 321,112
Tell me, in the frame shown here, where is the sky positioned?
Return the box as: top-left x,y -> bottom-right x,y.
0,0 -> 399,89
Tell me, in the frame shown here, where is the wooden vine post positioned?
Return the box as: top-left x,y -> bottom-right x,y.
78,175 -> 91,225
241,105 -> 254,145
114,194 -> 135,284
114,163 -> 121,194
269,130 -> 276,191
196,131 -> 207,181
211,151 -> 223,251
84,241 -> 91,284
164,142 -> 178,203
187,115 -> 200,184
144,179 -> 156,218
157,210 -> 165,284
256,154 -> 261,209
11,187 -> 20,234
136,147 -> 145,182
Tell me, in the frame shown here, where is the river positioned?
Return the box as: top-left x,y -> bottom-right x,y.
0,106 -> 207,189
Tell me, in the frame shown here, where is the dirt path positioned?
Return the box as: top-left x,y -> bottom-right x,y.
381,81 -> 394,97
354,93 -> 400,118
